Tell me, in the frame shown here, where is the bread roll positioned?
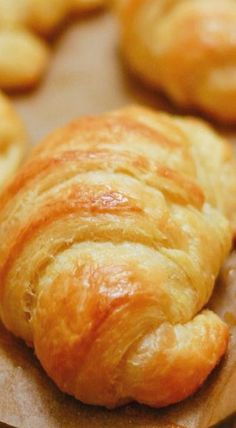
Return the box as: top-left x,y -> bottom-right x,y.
0,91 -> 27,189
0,106 -> 235,408
119,0 -> 236,123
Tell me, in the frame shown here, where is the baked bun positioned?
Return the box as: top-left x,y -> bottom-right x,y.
0,91 -> 27,189
0,106 -> 235,408
118,0 -> 236,123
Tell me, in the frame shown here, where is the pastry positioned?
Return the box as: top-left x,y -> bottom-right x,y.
0,0 -> 105,90
118,0 -> 236,123
0,106 -> 235,408
0,91 -> 27,189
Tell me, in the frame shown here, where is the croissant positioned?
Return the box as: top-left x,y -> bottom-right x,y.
0,0 -> 105,90
0,91 -> 27,189
0,106 -> 235,409
118,0 -> 236,123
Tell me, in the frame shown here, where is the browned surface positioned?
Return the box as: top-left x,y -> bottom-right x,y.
0,9 -> 234,428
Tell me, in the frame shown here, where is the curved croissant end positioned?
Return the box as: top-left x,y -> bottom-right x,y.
34,267 -> 228,408
0,29 -> 49,90
0,106 -> 235,408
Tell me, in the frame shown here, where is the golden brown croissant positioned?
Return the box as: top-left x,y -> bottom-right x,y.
0,106 -> 235,409
0,91 -> 27,189
0,0 -> 105,90
118,0 -> 236,123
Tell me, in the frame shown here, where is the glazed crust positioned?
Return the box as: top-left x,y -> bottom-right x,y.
119,0 -> 236,123
0,91 -> 27,189
0,106 -> 235,408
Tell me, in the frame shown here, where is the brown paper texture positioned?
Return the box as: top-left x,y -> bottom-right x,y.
0,10 -> 235,428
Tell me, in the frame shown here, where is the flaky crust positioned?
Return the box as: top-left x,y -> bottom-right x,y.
0,106 -> 235,408
0,91 -> 27,189
119,0 -> 236,123
0,0 -> 105,90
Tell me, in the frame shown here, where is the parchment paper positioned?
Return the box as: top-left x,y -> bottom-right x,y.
0,10 -> 235,428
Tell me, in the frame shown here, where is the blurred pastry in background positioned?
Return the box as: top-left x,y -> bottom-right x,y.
0,0 -> 106,90
0,0 -> 106,35
0,29 -> 49,90
0,91 -> 27,189
0,0 -> 69,36
117,0 -> 236,123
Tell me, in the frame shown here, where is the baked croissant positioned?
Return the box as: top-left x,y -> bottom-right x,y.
118,0 -> 236,123
0,106 -> 235,409
0,0 -> 105,90
0,91 -> 27,189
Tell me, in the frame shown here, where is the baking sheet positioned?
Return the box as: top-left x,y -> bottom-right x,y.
0,10 -> 235,428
